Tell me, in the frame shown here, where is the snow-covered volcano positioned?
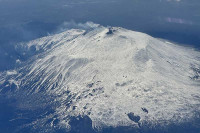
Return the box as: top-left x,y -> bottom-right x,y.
1,25 -> 200,131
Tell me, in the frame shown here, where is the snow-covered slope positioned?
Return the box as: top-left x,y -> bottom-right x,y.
1,25 -> 200,130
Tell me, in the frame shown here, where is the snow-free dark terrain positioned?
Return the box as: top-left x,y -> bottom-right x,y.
0,24 -> 200,133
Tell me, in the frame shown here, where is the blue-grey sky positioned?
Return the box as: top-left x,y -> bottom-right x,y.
0,0 -> 200,44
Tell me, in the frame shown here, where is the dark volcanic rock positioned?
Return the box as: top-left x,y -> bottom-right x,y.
87,83 -> 94,88
127,112 -> 141,123
141,108 -> 148,114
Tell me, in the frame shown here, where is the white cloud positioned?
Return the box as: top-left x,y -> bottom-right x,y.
165,17 -> 193,25
56,21 -> 100,33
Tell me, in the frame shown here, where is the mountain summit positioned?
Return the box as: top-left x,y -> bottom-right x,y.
1,25 -> 200,131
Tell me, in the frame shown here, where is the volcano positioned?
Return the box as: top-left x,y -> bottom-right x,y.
1,25 -> 200,132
